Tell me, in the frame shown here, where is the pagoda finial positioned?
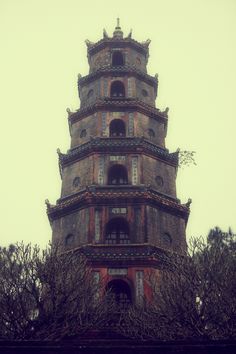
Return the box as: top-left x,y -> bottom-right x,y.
113,17 -> 123,39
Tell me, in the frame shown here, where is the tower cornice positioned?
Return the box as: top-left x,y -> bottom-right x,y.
71,243 -> 179,268
87,37 -> 149,58
69,98 -> 168,125
58,137 -> 178,169
78,65 -> 157,90
47,186 -> 189,222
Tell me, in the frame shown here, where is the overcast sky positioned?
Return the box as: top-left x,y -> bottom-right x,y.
0,0 -> 235,247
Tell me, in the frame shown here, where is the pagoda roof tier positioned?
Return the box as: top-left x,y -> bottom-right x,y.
78,65 -> 157,90
47,186 -> 190,222
72,243 -> 178,268
58,137 -> 179,169
69,98 -> 168,125
86,37 -> 149,58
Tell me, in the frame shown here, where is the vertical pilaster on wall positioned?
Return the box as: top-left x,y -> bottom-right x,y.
127,78 -> 133,98
103,78 -> 109,97
96,79 -> 101,98
128,112 -> 134,136
135,270 -> 144,305
132,157 -> 138,185
101,112 -> 108,137
98,156 -> 105,184
134,207 -> 142,243
124,51 -> 128,65
95,210 -> 100,243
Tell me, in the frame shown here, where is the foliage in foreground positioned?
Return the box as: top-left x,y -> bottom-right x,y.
118,228 -> 236,340
0,228 -> 235,341
0,244 -> 112,340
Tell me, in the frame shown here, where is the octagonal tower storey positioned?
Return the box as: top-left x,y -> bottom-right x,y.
47,22 -> 190,307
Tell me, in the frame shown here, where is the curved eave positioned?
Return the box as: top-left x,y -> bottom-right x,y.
47,187 -> 190,222
69,98 -> 168,125
87,38 -> 149,57
58,137 -> 179,169
72,243 -> 177,269
78,65 -> 157,90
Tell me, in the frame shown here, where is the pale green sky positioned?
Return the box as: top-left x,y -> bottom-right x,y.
0,0 -> 235,247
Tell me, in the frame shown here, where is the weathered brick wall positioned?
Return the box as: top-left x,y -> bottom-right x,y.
146,206 -> 186,251
136,113 -> 166,147
52,208 -> 89,248
70,114 -> 97,148
61,156 -> 93,197
89,46 -> 148,73
135,78 -> 155,106
142,155 -> 177,197
70,112 -> 165,148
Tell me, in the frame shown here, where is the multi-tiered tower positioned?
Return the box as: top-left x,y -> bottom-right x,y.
47,21 -> 190,307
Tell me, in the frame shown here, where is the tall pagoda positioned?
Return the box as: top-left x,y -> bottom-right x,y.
47,21 -> 190,307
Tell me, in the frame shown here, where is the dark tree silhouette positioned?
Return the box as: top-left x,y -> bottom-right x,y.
118,228 -> 236,340
0,243 -> 112,340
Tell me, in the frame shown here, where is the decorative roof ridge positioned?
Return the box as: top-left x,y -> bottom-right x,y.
79,242 -> 183,258
63,243 -> 184,265
46,187 -> 190,221
58,137 -> 178,168
69,98 -> 168,124
68,136 -> 168,154
56,185 -> 179,205
78,65 -> 158,87
86,37 -> 149,57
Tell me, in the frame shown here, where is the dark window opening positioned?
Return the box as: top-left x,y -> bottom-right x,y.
162,233 -> 172,247
105,218 -> 130,245
80,129 -> 87,138
110,81 -> 125,98
106,279 -> 132,310
148,128 -> 155,138
109,119 -> 126,137
65,234 -> 74,246
108,165 -> 128,185
112,51 -> 124,66
73,176 -> 81,187
142,89 -> 148,97
155,175 -> 163,187
87,89 -> 94,99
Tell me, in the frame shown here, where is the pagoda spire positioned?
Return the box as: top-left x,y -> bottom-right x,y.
113,17 -> 123,38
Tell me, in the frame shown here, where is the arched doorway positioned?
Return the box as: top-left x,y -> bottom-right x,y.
105,217 -> 130,244
106,279 -> 132,310
108,164 -> 128,185
109,119 -> 126,137
110,81 -> 125,98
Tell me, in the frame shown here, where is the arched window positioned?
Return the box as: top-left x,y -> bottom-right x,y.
109,119 -> 126,137
106,279 -> 132,310
112,51 -> 124,66
110,81 -> 125,98
108,165 -> 128,185
105,218 -> 130,245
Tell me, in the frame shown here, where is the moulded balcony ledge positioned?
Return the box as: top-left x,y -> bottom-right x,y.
57,184 -> 180,204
